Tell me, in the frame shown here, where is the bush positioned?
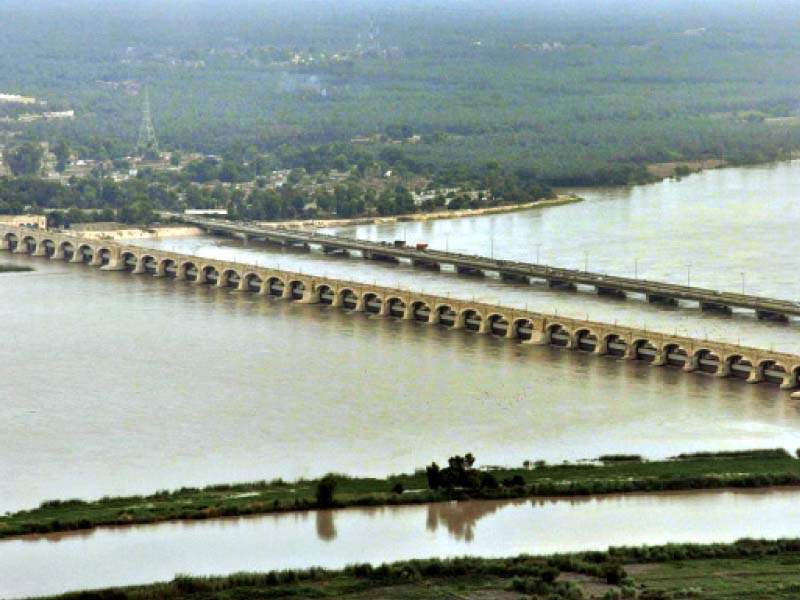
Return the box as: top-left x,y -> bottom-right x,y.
315,475 -> 337,507
392,482 -> 404,495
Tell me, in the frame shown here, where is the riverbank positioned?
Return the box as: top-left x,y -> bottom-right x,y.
23,537 -> 800,600
3,449 -> 798,541
255,194 -> 583,230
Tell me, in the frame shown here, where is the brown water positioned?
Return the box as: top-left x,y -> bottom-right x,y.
0,254 -> 798,516
2,488 -> 799,599
132,161 -> 800,352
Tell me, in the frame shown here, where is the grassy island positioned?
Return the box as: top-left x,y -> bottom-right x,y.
3,449 -> 800,541
29,538 -> 800,600
0,264 -> 33,273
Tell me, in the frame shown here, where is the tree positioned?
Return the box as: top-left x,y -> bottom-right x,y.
6,143 -> 44,176
52,140 -> 71,173
315,475 -> 337,507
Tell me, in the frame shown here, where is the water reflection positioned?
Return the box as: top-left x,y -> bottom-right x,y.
4,489 -> 800,599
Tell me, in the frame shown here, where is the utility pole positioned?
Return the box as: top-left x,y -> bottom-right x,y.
136,87 -> 159,156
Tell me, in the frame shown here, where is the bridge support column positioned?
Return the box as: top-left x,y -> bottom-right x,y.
715,361 -> 731,378
281,285 -> 292,300
299,289 -> 320,304
69,253 -> 85,263
650,351 -> 667,366
89,254 -> 104,267
746,368 -> 764,384
32,244 -> 47,257
378,301 -> 390,316
13,245 -> 29,254
780,372 -> 798,390
477,319 -> 489,334
0,239 -> 8,250
403,306 -> 414,320
257,281 -> 269,295
683,356 -> 698,373
132,261 -> 146,274
51,247 -> 65,260
593,337 -> 609,356
236,278 -> 249,291
100,260 -> 126,271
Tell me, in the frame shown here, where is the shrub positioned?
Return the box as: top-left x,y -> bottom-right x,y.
315,475 -> 337,507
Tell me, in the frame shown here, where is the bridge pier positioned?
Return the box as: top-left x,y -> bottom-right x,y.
412,259 -> 441,270
715,361 -> 731,378
32,244 -> 47,257
548,279 -> 577,291
647,294 -> 678,306
757,310 -> 789,322
500,272 -> 528,283
746,368 -> 764,384
781,372 -> 798,390
700,302 -> 732,314
597,286 -> 626,298
650,351 -> 667,366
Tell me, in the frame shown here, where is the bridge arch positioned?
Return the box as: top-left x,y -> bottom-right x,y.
242,272 -> 263,292
662,343 -> 689,367
435,304 -> 456,327
546,323 -> 570,347
604,334 -> 629,358
756,360 -> 787,386
631,338 -> 659,362
76,243 -> 94,263
20,235 -> 37,254
201,264 -> 220,284
573,328 -> 598,352
692,348 -> 721,373
386,296 -> 406,318
219,268 -> 241,289
119,252 -> 138,271
3,232 -> 19,250
723,354 -> 754,380
139,254 -> 158,273
409,300 -> 431,322
512,318 -> 534,341
486,313 -> 510,337
458,308 -> 483,332
40,239 -> 56,257
57,240 -> 75,260
266,276 -> 285,297
157,258 -> 178,278
179,261 -> 198,281
316,283 -> 335,304
363,292 -> 383,314
287,279 -> 306,300
340,287 -> 359,309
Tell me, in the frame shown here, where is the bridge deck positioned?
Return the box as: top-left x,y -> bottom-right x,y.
186,218 -> 800,319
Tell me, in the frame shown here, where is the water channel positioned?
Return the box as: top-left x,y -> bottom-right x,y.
3,488 -> 800,599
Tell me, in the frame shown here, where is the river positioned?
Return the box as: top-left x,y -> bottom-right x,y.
2,488 -> 799,599
128,161 -> 800,353
1,253 -> 798,515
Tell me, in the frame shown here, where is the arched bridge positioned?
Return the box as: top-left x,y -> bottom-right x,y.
3,226 -> 799,394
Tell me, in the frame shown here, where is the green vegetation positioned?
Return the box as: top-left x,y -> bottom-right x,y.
0,264 -> 33,273
2,1 -> 800,187
28,538 -> 800,600
3,448 -> 800,540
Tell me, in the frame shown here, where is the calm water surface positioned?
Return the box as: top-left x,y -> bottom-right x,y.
131,161 -> 800,352
2,489 -> 800,599
1,254 -> 798,515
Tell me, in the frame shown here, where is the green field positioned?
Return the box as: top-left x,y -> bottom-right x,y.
26,538 -> 800,600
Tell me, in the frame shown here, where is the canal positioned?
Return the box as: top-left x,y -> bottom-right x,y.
2,488 -> 800,598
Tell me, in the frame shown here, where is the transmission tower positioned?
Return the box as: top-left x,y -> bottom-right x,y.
136,87 -> 159,155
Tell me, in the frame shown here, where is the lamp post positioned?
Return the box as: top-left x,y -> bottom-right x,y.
687,264 -> 692,287
535,243 -> 542,264
740,272 -> 745,294
634,258 -> 639,279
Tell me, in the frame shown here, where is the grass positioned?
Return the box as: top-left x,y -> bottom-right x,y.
3,448 -> 800,540
0,264 -> 33,273
24,538 -> 800,600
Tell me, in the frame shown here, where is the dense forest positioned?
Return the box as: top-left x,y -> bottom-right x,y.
1,0 -> 800,186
